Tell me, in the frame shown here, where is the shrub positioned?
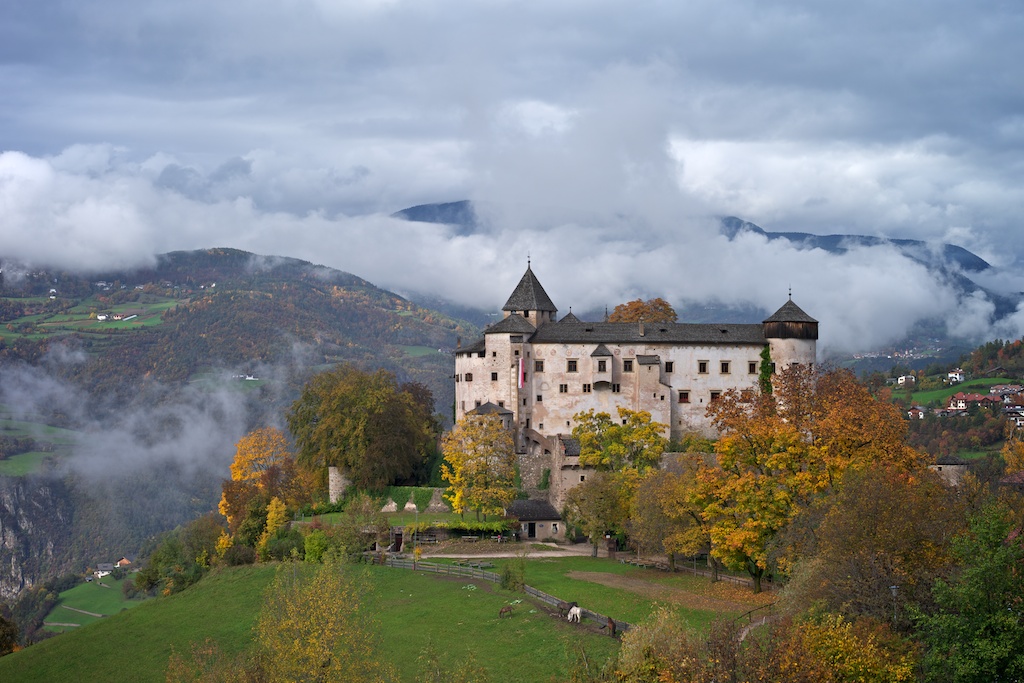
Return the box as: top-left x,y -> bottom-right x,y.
223,544 -> 257,566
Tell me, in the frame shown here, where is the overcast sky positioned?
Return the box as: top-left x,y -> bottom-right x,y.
2,0 -> 1023,354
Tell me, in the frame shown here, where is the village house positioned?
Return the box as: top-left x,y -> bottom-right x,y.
947,392 -> 1002,412
454,265 -> 818,509
948,368 -> 966,384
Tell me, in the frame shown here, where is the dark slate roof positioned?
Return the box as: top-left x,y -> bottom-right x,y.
486,313 -> 537,335
559,436 -> 581,456
502,266 -> 557,313
764,299 -> 817,324
590,343 -> 613,357
455,337 -> 486,355
507,498 -> 561,521
637,354 -> 661,365
559,311 -> 583,323
468,401 -> 514,416
529,321 -> 766,345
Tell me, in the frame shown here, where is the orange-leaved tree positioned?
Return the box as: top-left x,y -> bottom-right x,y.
696,366 -> 928,591
607,297 -> 677,323
219,427 -> 308,535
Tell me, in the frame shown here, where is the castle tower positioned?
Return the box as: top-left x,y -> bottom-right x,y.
502,265 -> 557,327
763,298 -> 818,369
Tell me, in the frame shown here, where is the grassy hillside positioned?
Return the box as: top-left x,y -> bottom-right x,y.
0,561 -> 633,682
42,575 -> 145,634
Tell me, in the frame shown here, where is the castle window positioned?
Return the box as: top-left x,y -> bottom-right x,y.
623,359 -> 634,372
491,372 -> 498,381
559,384 -> 568,393
460,401 -> 465,410
535,360 -> 544,372
478,351 -> 485,358
597,360 -> 607,372
665,361 -> 674,373
710,391 -> 721,402
465,373 -> 473,382
612,383 -> 621,393
515,350 -> 520,356
475,400 -> 482,407
679,391 -> 690,403
523,398 -> 527,406
583,384 -> 592,393
498,401 -> 504,407
567,360 -> 578,372
771,362 -> 777,374
536,395 -> 543,402
720,361 -> 730,374
698,360 -> 708,374
749,361 -> 757,374
580,475 -> 586,482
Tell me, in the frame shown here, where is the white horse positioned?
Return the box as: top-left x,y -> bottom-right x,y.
567,605 -> 582,623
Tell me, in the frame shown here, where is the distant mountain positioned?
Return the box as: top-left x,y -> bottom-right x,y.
0,248 -> 475,414
719,216 -> 991,273
393,200 -> 1018,325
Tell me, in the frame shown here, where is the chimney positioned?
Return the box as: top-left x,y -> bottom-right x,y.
639,320 -> 645,337
456,336 -> 462,349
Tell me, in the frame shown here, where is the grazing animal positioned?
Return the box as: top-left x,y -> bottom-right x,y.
499,605 -> 515,618
567,605 -> 582,623
607,616 -> 616,637
557,600 -> 578,618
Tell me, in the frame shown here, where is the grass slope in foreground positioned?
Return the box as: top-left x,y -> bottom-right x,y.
0,562 -> 622,682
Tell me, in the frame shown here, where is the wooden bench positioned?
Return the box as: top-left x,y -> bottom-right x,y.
462,536 -> 479,542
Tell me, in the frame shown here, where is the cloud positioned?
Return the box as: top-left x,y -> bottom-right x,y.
2,1 -> 1024,356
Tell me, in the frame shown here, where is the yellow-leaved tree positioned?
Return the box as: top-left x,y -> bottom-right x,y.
572,407 -> 667,472
219,427 -> 306,532
441,414 -> 517,520
255,556 -> 395,682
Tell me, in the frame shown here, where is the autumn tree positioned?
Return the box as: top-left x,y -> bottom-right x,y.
572,407 -> 668,472
254,556 -> 395,683
218,427 -> 308,536
441,415 -> 517,520
696,366 -> 928,591
563,470 -> 635,556
607,297 -> 678,323
288,365 -> 437,490
779,466 -> 964,628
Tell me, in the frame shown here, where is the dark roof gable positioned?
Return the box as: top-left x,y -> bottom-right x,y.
503,266 -> 557,313
764,299 -> 817,324
486,313 -> 536,334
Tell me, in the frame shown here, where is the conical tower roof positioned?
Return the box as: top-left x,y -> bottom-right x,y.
763,298 -> 817,324
502,266 -> 557,313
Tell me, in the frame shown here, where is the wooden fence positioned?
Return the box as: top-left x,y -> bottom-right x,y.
379,556 -> 630,633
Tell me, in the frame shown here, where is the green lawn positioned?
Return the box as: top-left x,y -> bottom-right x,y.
0,562 -> 623,683
496,555 -> 745,629
399,345 -> 443,358
0,452 -> 59,476
43,576 -> 146,633
909,377 -> 1016,406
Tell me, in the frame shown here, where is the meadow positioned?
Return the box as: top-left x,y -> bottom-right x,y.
42,575 -> 144,633
0,553 -> 766,682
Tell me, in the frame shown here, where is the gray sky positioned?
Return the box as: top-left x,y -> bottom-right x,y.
2,0 -> 1023,354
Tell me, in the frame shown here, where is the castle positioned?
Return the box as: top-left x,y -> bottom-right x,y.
454,265 -> 818,524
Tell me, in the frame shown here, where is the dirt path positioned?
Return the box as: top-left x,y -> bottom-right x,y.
565,571 -> 767,614
61,605 -> 104,618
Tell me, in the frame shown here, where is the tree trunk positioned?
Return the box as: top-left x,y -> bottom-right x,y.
591,543 -> 598,557
748,562 -> 764,594
668,552 -> 675,571
709,556 -> 720,583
